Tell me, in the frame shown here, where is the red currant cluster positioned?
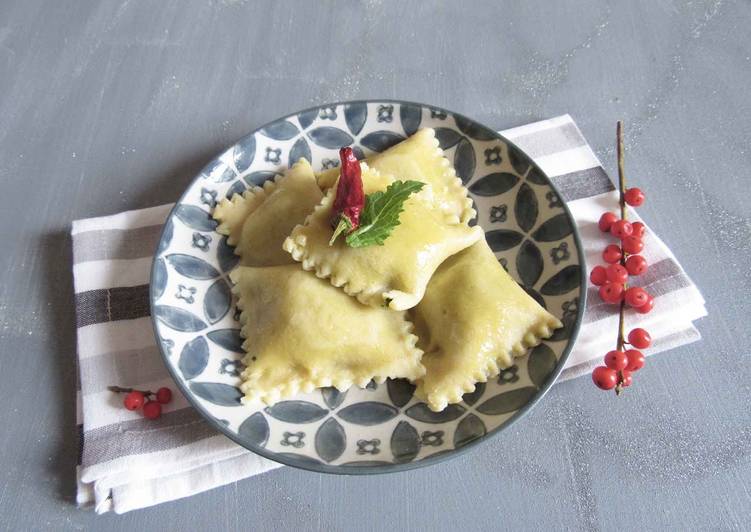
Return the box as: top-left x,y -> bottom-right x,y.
591,121 -> 654,394
109,385 -> 173,419
592,327 -> 651,390
590,190 -> 653,313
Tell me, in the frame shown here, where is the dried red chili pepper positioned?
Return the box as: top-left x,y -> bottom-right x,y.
329,147 -> 364,245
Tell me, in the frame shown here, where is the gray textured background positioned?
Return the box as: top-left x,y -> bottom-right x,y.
1,0 -> 749,530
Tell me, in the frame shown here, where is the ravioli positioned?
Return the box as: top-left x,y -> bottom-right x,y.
284,163 -> 483,311
212,159 -> 322,266
230,265 -> 425,404
412,239 -> 563,412
317,128 -> 475,224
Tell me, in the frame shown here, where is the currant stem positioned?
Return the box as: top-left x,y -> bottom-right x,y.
615,121 -> 627,395
108,385 -> 154,396
617,121 -> 627,223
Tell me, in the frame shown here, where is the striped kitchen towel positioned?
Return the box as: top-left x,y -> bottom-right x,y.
72,114 -> 706,514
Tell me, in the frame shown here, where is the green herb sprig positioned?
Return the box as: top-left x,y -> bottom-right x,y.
331,180 -> 424,248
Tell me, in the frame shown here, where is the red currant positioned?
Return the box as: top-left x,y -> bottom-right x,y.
592,366 -> 618,390
624,187 -> 645,206
634,294 -> 655,314
622,235 -> 644,255
606,264 -> 629,284
604,350 -> 628,371
625,349 -> 645,372
156,387 -> 173,404
599,282 -> 624,304
123,391 -> 145,411
625,255 -> 648,276
590,265 -> 608,286
632,221 -> 646,238
610,220 -> 633,239
598,212 -> 618,232
602,244 -> 623,264
142,401 -> 162,419
624,287 -> 649,308
628,328 -> 652,348
620,370 -> 633,387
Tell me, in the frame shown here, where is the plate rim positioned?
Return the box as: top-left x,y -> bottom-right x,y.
149,98 -> 588,475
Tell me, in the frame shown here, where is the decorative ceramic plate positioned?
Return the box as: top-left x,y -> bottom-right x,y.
150,100 -> 586,474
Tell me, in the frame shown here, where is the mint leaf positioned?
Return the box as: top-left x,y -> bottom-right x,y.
345,180 -> 424,248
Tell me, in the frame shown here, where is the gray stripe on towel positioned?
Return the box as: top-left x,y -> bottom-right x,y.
79,345 -> 167,393
75,285 -> 150,327
584,258 -> 691,322
551,166 -> 615,202
559,325 -> 701,381
507,121 -> 586,160
82,407 -> 218,467
77,424 -> 84,466
73,225 -> 163,264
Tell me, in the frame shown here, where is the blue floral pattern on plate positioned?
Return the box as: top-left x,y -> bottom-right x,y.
150,100 -> 586,474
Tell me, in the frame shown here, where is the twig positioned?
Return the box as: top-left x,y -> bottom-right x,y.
615,121 -> 627,395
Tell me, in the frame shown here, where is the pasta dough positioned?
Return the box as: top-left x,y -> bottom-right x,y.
412,239 -> 563,412
317,128 -> 475,224
284,163 -> 483,311
230,265 -> 425,404
213,159 -> 322,266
